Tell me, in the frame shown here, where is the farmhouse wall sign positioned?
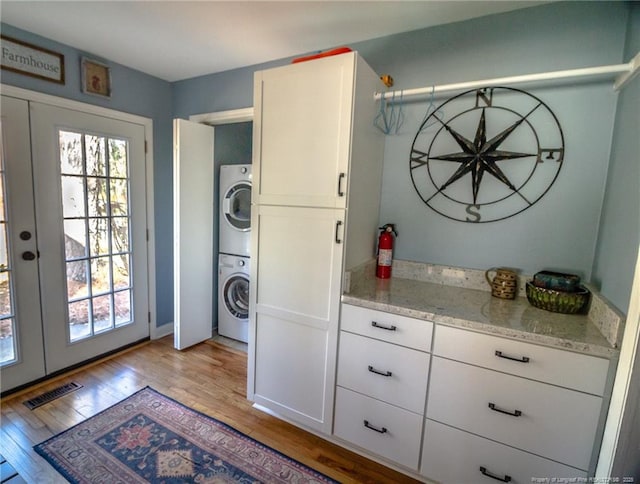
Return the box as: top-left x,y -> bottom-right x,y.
0,35 -> 65,84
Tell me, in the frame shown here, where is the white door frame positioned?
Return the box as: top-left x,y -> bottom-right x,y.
0,84 -> 157,338
189,107 -> 254,126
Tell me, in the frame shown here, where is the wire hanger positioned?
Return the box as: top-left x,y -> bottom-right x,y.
419,85 -> 444,132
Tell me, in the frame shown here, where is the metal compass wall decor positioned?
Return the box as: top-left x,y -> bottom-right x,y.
410,86 -> 564,223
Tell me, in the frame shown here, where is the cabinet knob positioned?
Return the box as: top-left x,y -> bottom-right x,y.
22,251 -> 37,261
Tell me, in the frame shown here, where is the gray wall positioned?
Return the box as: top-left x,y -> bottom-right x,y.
3,0 -> 637,328
212,122 -> 253,327
173,1 -> 636,314
0,23 -> 175,327
592,2 -> 640,314
597,3 -> 640,478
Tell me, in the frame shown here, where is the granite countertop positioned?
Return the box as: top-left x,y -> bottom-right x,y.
342,260 -> 623,359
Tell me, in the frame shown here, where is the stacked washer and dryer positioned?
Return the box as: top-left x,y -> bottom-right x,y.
218,164 -> 251,343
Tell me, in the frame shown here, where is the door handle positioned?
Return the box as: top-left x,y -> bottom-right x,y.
22,251 -> 37,261
338,172 -> 346,197
335,220 -> 343,244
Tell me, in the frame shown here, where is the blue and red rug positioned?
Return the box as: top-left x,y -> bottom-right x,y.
34,386 -> 338,483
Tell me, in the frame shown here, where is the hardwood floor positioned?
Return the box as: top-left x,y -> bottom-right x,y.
0,337 -> 422,483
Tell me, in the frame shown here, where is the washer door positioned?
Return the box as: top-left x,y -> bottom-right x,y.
223,182 -> 251,231
223,274 -> 249,319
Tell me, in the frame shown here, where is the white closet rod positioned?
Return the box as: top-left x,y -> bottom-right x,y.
375,51 -> 640,101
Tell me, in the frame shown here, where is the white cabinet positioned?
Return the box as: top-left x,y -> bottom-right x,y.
334,386 -> 423,469
427,356 -> 602,470
334,304 -> 432,469
421,325 -> 610,481
337,331 -> 430,414
253,54 -> 353,209
340,303 -> 433,352
434,324 -> 609,395
421,420 -> 587,484
251,205 -> 343,428
248,52 -> 384,434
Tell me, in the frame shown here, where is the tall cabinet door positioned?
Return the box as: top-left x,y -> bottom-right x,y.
253,53 -> 355,209
248,204 -> 344,433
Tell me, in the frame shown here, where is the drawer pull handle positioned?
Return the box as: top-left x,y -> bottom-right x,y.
488,402 -> 522,417
368,365 -> 392,377
495,350 -> 530,363
479,466 -> 512,483
371,321 -> 397,331
363,420 -> 388,434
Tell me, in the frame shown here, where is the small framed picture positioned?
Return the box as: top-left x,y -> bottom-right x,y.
81,57 -> 111,97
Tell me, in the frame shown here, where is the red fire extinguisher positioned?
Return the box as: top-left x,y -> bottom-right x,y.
376,224 -> 397,279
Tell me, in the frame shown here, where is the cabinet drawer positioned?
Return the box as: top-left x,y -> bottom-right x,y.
341,304 -> 432,351
421,419 -> 587,484
333,386 -> 422,470
337,331 -> 429,413
433,324 -> 609,395
427,356 -> 602,470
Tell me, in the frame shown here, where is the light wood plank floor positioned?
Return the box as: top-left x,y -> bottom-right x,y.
0,336 -> 421,483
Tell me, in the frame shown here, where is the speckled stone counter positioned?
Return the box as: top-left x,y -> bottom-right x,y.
342,260 -> 623,359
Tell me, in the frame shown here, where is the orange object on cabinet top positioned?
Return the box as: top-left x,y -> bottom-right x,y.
292,47 -> 353,64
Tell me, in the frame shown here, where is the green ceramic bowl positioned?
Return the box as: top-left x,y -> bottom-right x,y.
525,281 -> 590,314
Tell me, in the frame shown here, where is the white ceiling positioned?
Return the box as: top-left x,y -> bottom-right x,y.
1,1 -> 546,82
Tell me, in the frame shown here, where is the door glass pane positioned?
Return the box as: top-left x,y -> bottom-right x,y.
59,130 -> 134,342
87,177 -> 108,217
114,289 -> 131,326
64,219 -> 87,259
92,294 -> 112,333
66,260 -> 89,300
0,140 -> 16,365
59,131 -> 84,175
69,299 -> 90,341
110,179 -> 129,216
61,176 -> 86,218
109,139 -> 128,178
86,135 -> 106,176
88,218 -> 109,256
112,253 -> 130,290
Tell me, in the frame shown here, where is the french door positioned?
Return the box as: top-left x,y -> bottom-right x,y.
1,95 -> 150,392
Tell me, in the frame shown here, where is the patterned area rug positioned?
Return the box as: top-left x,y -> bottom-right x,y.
34,386 -> 338,483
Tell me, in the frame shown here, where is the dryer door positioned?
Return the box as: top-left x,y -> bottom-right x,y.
223,274 -> 250,319
223,182 -> 251,231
